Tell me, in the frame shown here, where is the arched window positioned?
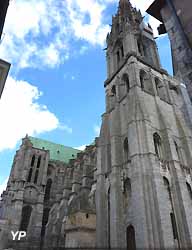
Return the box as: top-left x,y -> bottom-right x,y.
121,45 -> 124,58
44,179 -> 52,201
155,78 -> 160,96
41,208 -> 50,237
19,205 -> 32,231
163,176 -> 169,188
34,170 -> 39,184
117,51 -> 120,64
127,225 -> 136,250
27,168 -> 33,182
137,39 -> 143,56
186,182 -> 192,200
123,178 -> 131,212
174,141 -> 179,158
111,85 -> 116,96
174,141 -> 182,163
122,74 -> 130,93
170,212 -> 178,240
124,138 -> 129,162
153,133 -> 163,160
163,177 -> 179,241
31,155 -> 35,167
37,156 -> 41,169
140,70 -> 154,95
140,70 -> 145,90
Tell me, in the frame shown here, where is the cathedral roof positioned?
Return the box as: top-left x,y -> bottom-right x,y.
28,136 -> 81,163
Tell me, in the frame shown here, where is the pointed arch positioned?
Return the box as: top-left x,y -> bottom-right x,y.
19,205 -> 32,231
127,225 -> 136,250
140,70 -> 145,90
186,182 -> 192,200
31,155 -> 35,167
122,74 -> 130,93
163,176 -> 179,241
155,77 -> 168,101
155,77 -> 161,96
111,85 -> 116,96
140,70 -> 154,95
37,155 -> 41,169
174,141 -> 183,162
123,137 -> 130,162
137,38 -> 144,56
153,133 -> 163,160
123,178 -> 131,212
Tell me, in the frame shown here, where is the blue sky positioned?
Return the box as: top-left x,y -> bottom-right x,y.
0,0 -> 173,193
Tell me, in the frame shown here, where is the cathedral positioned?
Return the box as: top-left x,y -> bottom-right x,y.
1,0 -> 192,249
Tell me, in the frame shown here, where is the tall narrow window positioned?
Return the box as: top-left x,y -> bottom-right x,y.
186,182 -> 192,200
34,170 -> 39,184
137,39 -> 143,56
37,156 -> 41,169
44,179 -> 52,201
121,45 -> 124,58
127,225 -> 136,250
170,212 -> 178,240
117,51 -> 120,64
31,155 -> 35,167
122,74 -> 130,93
28,155 -> 36,182
174,141 -> 182,162
163,177 -> 179,241
124,138 -> 129,162
153,133 -> 163,160
41,208 -> 50,237
27,168 -> 33,182
140,71 -> 145,90
19,206 -> 32,231
123,178 -> 131,212
111,85 -> 116,96
155,78 -> 160,96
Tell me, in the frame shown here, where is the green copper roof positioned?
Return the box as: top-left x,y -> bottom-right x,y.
28,136 -> 81,163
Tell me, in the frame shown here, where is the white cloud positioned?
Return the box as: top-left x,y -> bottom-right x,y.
0,0 -> 70,69
75,145 -> 86,151
0,177 -> 8,197
0,76 -> 60,151
66,0 -> 112,46
94,125 -> 100,136
79,46 -> 89,55
58,124 -> 73,134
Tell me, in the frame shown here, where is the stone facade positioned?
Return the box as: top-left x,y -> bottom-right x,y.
1,1 -> 192,249
147,0 -> 192,102
0,59 -> 10,98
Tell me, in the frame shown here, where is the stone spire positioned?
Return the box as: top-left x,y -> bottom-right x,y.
118,0 -> 133,19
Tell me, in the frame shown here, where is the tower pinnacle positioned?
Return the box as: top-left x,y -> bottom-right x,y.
118,0 -> 133,18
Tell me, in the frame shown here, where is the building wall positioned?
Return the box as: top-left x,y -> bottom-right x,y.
96,1 -> 192,249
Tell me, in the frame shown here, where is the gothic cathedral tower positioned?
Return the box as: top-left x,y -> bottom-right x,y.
0,136 -> 50,249
96,0 -> 192,249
